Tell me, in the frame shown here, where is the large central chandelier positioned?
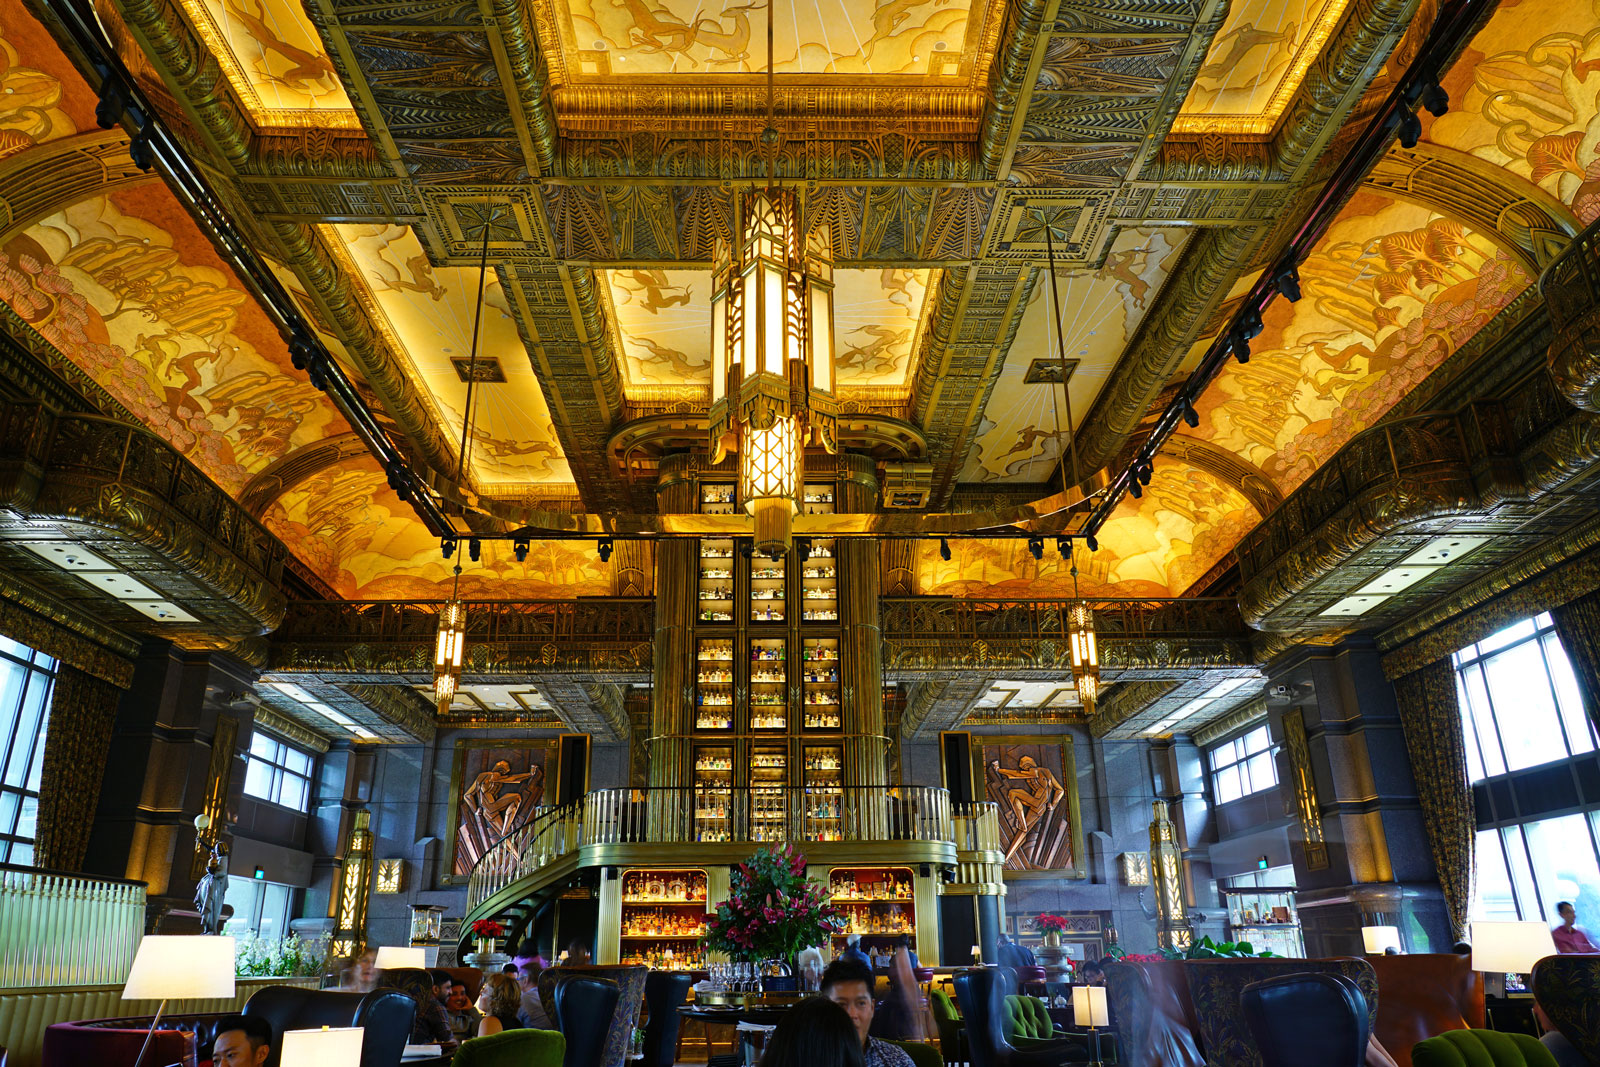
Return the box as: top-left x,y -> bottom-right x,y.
708,190 -> 837,558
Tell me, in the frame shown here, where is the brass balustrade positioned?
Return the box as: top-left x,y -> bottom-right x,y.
0,863 -> 146,987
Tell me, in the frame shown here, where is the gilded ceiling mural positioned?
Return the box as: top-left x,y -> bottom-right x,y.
263,456 -> 613,599
960,228 -> 1188,483
0,14 -> 95,150
602,266 -> 929,391
0,188 -> 348,495
1194,193 -> 1531,491
916,457 -> 1257,597
1426,0 -> 1600,223
544,0 -> 990,80
168,0 -> 356,123
1175,0 -> 1353,134
327,224 -> 574,489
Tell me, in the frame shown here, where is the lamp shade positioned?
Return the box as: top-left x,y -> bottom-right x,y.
1072,984 -> 1110,1028
1471,921 -> 1554,974
122,936 -> 236,1000
373,945 -> 427,970
1361,925 -> 1402,954
280,1026 -> 365,1064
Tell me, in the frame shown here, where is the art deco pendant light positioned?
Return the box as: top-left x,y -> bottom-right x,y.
707,0 -> 837,559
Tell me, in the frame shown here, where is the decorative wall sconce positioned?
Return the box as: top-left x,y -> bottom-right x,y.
1119,852 -> 1150,886
375,858 -> 403,894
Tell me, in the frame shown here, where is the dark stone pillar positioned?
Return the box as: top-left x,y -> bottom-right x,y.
1265,639 -> 1450,955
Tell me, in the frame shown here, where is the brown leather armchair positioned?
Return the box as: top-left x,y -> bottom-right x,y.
1366,953 -> 1483,1067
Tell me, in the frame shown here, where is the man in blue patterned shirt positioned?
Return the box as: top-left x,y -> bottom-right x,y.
822,959 -> 914,1067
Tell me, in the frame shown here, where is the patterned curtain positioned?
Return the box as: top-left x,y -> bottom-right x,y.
34,665 -> 125,871
1394,659 -> 1474,941
1554,590 -> 1600,733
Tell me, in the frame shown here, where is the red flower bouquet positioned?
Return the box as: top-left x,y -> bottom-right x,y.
1034,914 -> 1071,934
702,844 -> 841,964
471,919 -> 507,938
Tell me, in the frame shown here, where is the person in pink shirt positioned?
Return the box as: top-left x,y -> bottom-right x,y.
1552,901 -> 1600,953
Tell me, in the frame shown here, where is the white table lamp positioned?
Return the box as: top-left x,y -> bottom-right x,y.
122,935 -> 236,1067
1072,984 -> 1110,1065
373,945 -> 428,970
280,1026 -> 365,1064
1361,925 -> 1402,954
1471,921 -> 1555,996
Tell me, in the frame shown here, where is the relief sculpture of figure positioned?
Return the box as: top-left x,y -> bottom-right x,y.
991,755 -> 1066,868
463,760 -> 542,843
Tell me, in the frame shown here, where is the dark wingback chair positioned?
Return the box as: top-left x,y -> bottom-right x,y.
1530,953 -> 1600,1063
1241,973 -> 1369,1067
243,985 -> 416,1067
554,974 -> 623,1067
642,970 -> 694,1067
953,967 -> 1088,1067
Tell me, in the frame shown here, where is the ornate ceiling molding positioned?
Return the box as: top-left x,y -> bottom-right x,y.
1159,434 -> 1283,517
1085,678 -> 1177,737
0,131 -> 156,245
1547,222 -> 1600,415
238,433 -> 371,517
898,673 -> 997,741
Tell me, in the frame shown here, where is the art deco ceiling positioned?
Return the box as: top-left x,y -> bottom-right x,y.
0,0 -> 1595,645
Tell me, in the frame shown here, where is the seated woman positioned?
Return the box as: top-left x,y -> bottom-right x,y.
476,971 -> 525,1038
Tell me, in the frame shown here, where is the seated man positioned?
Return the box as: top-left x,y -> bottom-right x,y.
517,962 -> 553,1029
213,1014 -> 273,1067
822,958 -> 914,1067
445,978 -> 484,1041
431,969 -> 454,1008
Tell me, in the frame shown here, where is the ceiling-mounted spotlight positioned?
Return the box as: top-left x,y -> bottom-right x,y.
1275,266 -> 1303,302
1027,535 -> 1043,560
441,536 -> 457,559
1056,537 -> 1071,559
468,537 -> 482,562
939,538 -> 951,562
1397,106 -> 1422,148
1238,310 -> 1264,341
1138,462 -> 1153,485
1182,400 -> 1199,428
1418,81 -> 1448,116
794,538 -> 811,563
1086,534 -> 1099,553
1230,332 -> 1252,364
513,537 -> 530,563
597,537 -> 613,563
739,540 -> 755,559
1129,479 -> 1143,499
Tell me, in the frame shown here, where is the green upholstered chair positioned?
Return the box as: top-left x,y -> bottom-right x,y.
1002,994 -> 1053,1042
1411,1029 -> 1558,1067
887,1038 -> 945,1067
930,988 -> 967,1065
452,1028 -> 567,1066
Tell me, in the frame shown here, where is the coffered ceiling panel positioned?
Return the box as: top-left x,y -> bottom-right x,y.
959,227 -> 1188,483
325,223 -> 575,489
1174,0 -> 1354,134
539,0 -> 997,82
168,0 -> 359,123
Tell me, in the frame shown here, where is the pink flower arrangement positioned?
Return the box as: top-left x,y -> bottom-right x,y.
702,844 -> 841,963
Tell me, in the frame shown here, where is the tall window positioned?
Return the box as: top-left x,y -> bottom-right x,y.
243,733 -> 314,813
0,637 -> 58,866
1454,611 -> 1596,783
1207,725 -> 1278,804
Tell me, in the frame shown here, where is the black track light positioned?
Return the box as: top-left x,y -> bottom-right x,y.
794,538 -> 811,563
939,538 -> 951,561
1138,462 -> 1153,486
1419,82 -> 1448,117
513,537 -> 530,563
1086,534 -> 1099,553
468,537 -> 481,562
1182,399 -> 1199,428
1275,266 -> 1303,302
1129,479 -> 1143,499
1027,535 -> 1043,560
1230,332 -> 1252,364
1056,537 -> 1071,559
598,537 -> 613,563
739,541 -> 755,559
441,536 -> 457,559
1397,107 -> 1422,149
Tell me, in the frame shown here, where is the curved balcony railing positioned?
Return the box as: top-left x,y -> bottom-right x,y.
465,786 -> 956,922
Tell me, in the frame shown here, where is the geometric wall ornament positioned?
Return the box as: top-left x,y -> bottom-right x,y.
1119,851 -> 1151,886
1023,358 -> 1079,384
452,357 -> 507,382
375,858 -> 404,894
981,190 -> 1115,261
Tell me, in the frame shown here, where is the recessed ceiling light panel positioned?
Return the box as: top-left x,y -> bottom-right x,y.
124,600 -> 199,623
1320,595 -> 1391,617
79,571 -> 163,600
22,542 -> 115,571
1399,536 -> 1489,567
1355,566 -> 1438,596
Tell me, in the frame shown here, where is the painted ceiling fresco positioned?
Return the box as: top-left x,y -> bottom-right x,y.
0,188 -> 349,496
168,0 -> 356,124
960,227 -> 1188,483
328,224 -> 573,488
543,0 -> 994,80
1426,0 -> 1600,224
602,266 -> 930,392
1175,0 -> 1353,133
0,14 -> 97,151
1195,193 -> 1531,491
917,456 -> 1258,597
262,455 -> 613,600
